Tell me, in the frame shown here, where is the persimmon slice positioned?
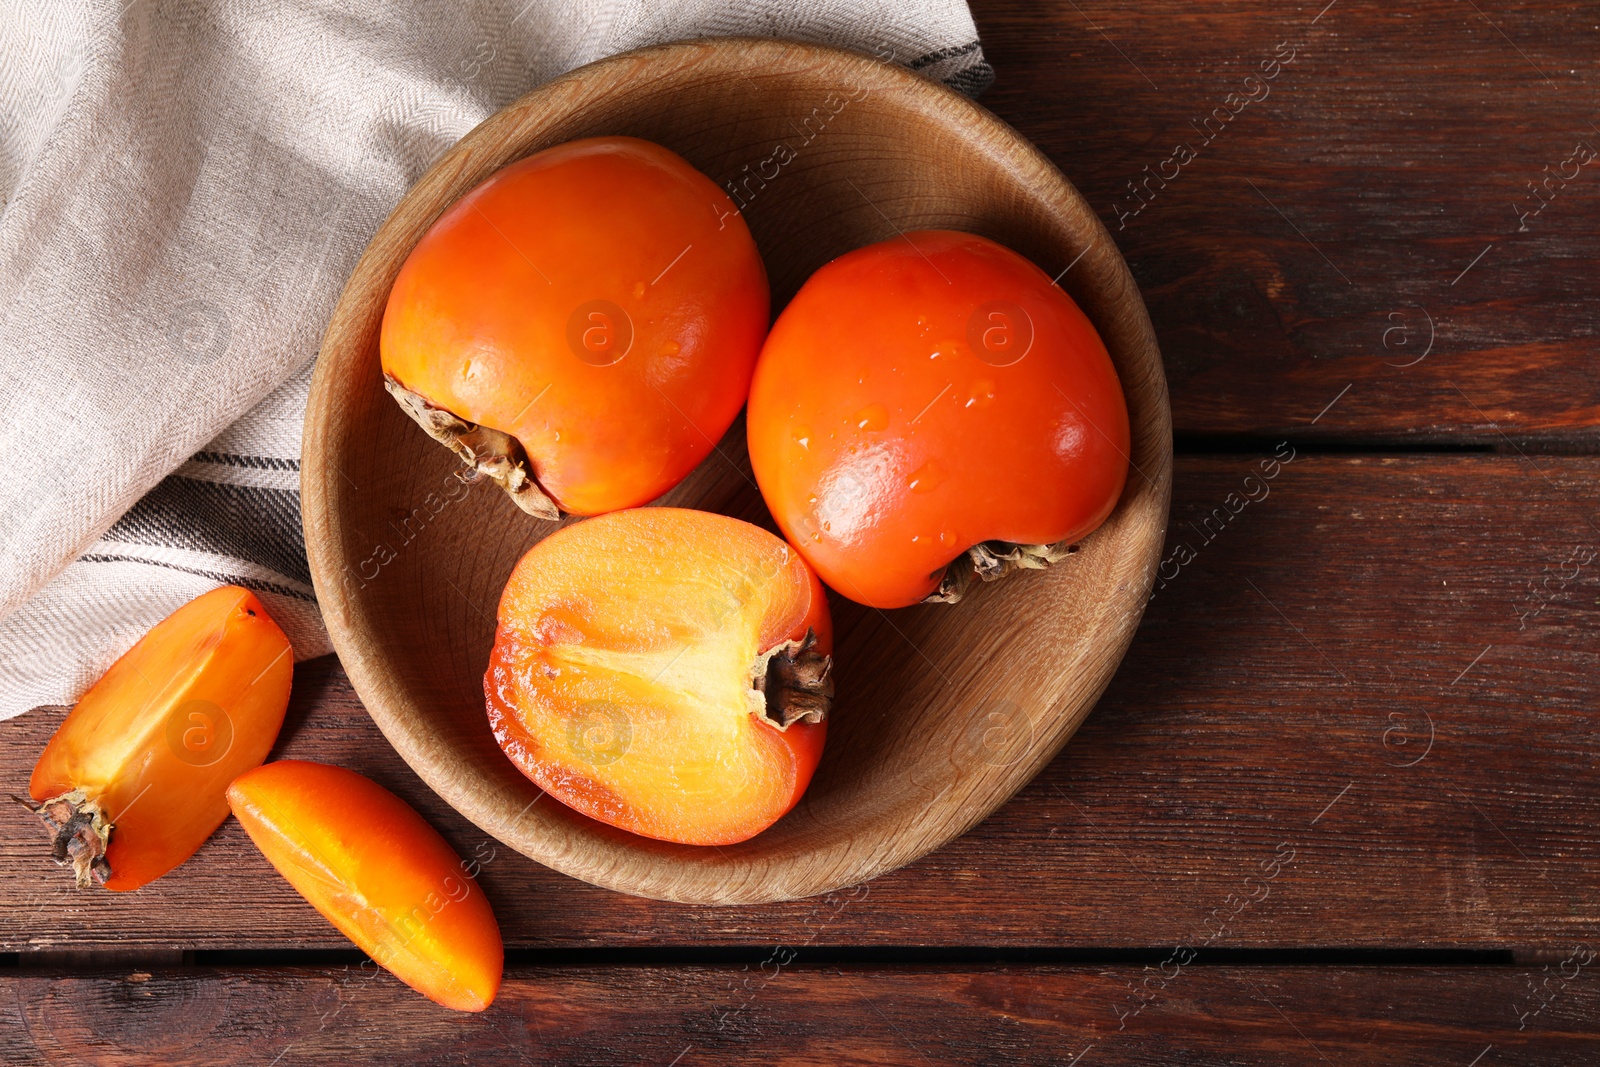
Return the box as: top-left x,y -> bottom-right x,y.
27,586 -> 292,891
228,761 -> 503,1012
485,508 -> 833,846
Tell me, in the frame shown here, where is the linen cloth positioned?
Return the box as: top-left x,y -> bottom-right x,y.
0,0 -> 992,719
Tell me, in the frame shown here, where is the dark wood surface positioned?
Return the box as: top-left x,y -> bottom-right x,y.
9,0 -> 1598,1060
6,455 -> 1597,951
6,964 -> 1600,1065
978,0 -> 1600,444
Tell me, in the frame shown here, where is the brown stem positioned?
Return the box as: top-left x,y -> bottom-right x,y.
924,538 -> 1080,605
749,628 -> 833,729
383,374 -> 560,521
17,789 -> 112,889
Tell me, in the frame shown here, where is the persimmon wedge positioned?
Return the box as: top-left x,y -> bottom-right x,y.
27,585 -> 292,891
228,761 -> 503,1013
485,508 -> 833,846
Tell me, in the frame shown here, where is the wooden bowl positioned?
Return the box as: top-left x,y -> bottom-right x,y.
304,37 -> 1171,904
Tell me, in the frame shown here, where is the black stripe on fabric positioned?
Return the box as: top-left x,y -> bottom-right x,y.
78,555 -> 317,602
906,40 -> 983,70
944,60 -> 996,98
190,451 -> 300,471
903,40 -> 995,98
99,476 -> 312,586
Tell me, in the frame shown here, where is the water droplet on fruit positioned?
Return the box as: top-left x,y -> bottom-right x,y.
660,340 -> 680,356
966,379 -> 996,409
811,532 -> 822,542
807,495 -> 817,505
793,424 -> 812,449
631,281 -> 646,299
906,460 -> 946,493
939,530 -> 958,548
852,404 -> 888,432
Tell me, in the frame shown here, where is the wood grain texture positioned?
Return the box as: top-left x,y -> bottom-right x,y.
6,455 -> 1599,950
303,37 -> 1171,904
4,963 -> 1599,1065
971,0 -> 1600,442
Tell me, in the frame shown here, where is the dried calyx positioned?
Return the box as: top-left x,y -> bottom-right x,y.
749,628 -> 833,730
18,789 -> 112,889
384,375 -> 560,521
925,538 -> 1080,604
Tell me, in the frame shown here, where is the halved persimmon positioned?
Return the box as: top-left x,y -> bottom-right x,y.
28,586 -> 292,890
228,760 -> 503,1012
485,508 -> 832,846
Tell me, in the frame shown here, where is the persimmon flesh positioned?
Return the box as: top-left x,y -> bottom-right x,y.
381,135 -> 769,519
228,760 -> 504,1012
485,508 -> 832,846
747,230 -> 1130,608
28,586 -> 292,891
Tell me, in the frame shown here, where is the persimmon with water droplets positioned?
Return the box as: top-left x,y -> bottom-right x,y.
27,586 -> 291,890
747,230 -> 1130,608
381,135 -> 769,519
485,507 -> 833,846
228,760 -> 503,1012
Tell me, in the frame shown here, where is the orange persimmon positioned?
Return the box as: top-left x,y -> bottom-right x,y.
381,135 -> 769,520
28,586 -> 292,891
485,508 -> 832,846
228,760 -> 503,1013
747,230 -> 1130,608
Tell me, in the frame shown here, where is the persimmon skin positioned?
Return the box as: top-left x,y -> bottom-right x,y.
381,135 -> 769,516
485,508 -> 830,846
29,586 -> 291,891
228,761 -> 503,1013
747,230 -> 1130,608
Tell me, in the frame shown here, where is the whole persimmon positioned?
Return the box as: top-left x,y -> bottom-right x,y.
381,136 -> 768,519
747,230 -> 1130,609
484,508 -> 832,846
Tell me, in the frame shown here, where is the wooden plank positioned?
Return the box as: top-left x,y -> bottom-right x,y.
970,0 -> 1600,442
3,454 -> 1598,950
4,963 -> 1599,1064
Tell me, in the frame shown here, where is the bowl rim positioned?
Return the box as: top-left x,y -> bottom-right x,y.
303,34 -> 1173,904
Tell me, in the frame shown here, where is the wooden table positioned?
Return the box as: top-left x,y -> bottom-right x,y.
7,1 -> 1599,1062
